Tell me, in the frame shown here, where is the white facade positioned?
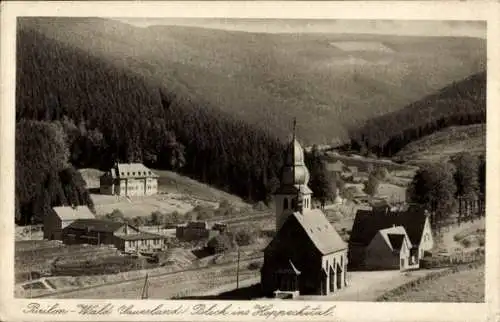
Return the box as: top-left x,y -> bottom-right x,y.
322,252 -> 348,293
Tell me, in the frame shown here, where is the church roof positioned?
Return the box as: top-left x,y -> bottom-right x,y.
280,138 -> 311,187
291,209 -> 347,255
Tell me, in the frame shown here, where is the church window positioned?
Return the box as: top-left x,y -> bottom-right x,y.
284,199 -> 288,209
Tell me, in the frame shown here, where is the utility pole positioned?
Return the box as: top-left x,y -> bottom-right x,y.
141,273 -> 149,299
236,246 -> 240,289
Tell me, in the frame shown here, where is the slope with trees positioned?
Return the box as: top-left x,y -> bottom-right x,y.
16,120 -> 95,224
19,17 -> 486,145
349,72 -> 486,157
407,154 -> 485,230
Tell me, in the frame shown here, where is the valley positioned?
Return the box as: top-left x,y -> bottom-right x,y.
13,17 -> 487,304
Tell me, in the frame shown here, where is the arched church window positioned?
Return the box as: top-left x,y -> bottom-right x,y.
284,198 -> 288,209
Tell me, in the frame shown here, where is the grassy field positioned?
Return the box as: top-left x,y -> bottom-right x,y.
15,241 -> 122,282
24,17 -> 486,145
80,168 -> 250,218
375,183 -> 407,203
396,124 -> 486,163
380,265 -> 484,302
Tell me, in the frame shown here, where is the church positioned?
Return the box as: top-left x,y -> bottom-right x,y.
260,129 -> 349,297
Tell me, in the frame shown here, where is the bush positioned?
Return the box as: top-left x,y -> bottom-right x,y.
478,236 -> 485,247
248,261 -> 261,270
207,234 -> 236,254
234,229 -> 256,247
104,209 -> 125,222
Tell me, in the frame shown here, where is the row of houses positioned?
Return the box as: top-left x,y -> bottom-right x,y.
43,206 -> 168,253
43,204 -> 232,252
326,160 -> 368,183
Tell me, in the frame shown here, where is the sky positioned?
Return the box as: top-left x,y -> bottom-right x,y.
115,18 -> 486,38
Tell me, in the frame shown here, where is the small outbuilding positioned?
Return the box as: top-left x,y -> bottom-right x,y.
44,206 -> 96,240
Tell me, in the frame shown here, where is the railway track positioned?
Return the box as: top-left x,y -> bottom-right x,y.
33,255 -> 263,299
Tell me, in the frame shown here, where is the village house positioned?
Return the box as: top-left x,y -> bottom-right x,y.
100,163 -> 159,197
44,205 -> 96,240
175,221 -> 222,241
261,134 -> 348,297
348,205 -> 434,270
62,218 -> 167,252
364,225 -> 419,271
326,160 -> 345,179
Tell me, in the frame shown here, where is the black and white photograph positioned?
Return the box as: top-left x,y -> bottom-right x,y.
1,1 -> 499,322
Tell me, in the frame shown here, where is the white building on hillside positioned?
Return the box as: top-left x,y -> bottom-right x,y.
100,163 -> 159,197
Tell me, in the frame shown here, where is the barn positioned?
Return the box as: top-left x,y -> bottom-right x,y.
44,206 -> 96,240
62,219 -> 167,252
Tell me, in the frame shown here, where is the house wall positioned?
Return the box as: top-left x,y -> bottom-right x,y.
62,228 -> 115,246
145,178 -> 158,196
123,178 -> 146,196
348,243 -> 367,269
43,213 -> 62,240
419,217 -> 434,258
400,239 -> 419,270
122,238 -> 167,253
99,174 -> 114,195
105,177 -> 157,197
364,233 -> 399,270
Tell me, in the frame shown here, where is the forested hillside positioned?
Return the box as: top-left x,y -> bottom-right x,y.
348,72 -> 486,157
16,120 -> 95,224
16,21 -> 287,223
18,17 -> 485,145
15,17 -> 486,224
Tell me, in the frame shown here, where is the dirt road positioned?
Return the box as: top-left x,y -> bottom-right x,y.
299,268 -> 445,301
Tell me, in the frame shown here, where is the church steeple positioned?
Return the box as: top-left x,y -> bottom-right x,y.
274,118 -> 313,232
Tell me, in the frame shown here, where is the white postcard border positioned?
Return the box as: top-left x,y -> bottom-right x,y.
1,1 -> 499,322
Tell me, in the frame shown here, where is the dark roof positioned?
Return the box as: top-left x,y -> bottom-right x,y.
65,219 -> 125,233
119,232 -> 166,241
387,234 -> 405,251
291,209 -> 347,255
350,206 -> 429,247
